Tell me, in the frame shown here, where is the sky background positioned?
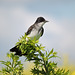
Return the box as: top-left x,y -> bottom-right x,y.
0,0 -> 75,67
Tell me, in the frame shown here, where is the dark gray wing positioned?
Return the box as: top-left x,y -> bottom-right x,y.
41,27 -> 44,37
26,25 -> 34,35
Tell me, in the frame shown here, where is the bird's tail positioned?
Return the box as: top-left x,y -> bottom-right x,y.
10,46 -> 22,56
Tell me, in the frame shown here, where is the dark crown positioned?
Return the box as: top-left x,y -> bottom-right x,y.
35,17 -> 46,23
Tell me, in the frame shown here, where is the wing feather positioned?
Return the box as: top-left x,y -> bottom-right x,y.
41,27 -> 44,37
26,25 -> 34,35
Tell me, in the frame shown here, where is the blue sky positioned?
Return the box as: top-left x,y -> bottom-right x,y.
0,0 -> 75,67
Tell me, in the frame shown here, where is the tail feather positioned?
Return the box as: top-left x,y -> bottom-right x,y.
10,45 -> 27,56
10,46 -> 18,52
10,46 -> 22,56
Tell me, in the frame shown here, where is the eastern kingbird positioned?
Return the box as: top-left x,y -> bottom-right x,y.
10,17 -> 48,56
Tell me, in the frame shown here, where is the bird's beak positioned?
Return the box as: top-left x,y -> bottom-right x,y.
45,20 -> 49,22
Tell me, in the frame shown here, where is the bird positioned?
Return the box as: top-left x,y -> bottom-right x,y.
10,17 -> 48,56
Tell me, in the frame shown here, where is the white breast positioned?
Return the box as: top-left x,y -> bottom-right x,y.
26,28 -> 41,41
26,22 -> 45,41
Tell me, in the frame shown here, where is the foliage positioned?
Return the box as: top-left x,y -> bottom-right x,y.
0,34 -> 69,75
16,34 -> 69,75
31,49 -> 69,75
0,53 -> 23,75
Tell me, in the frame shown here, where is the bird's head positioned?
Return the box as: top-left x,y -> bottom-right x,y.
35,17 -> 49,26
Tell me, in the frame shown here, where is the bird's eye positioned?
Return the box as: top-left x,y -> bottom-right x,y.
35,17 -> 45,23
40,19 -> 44,22
38,17 -> 45,22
